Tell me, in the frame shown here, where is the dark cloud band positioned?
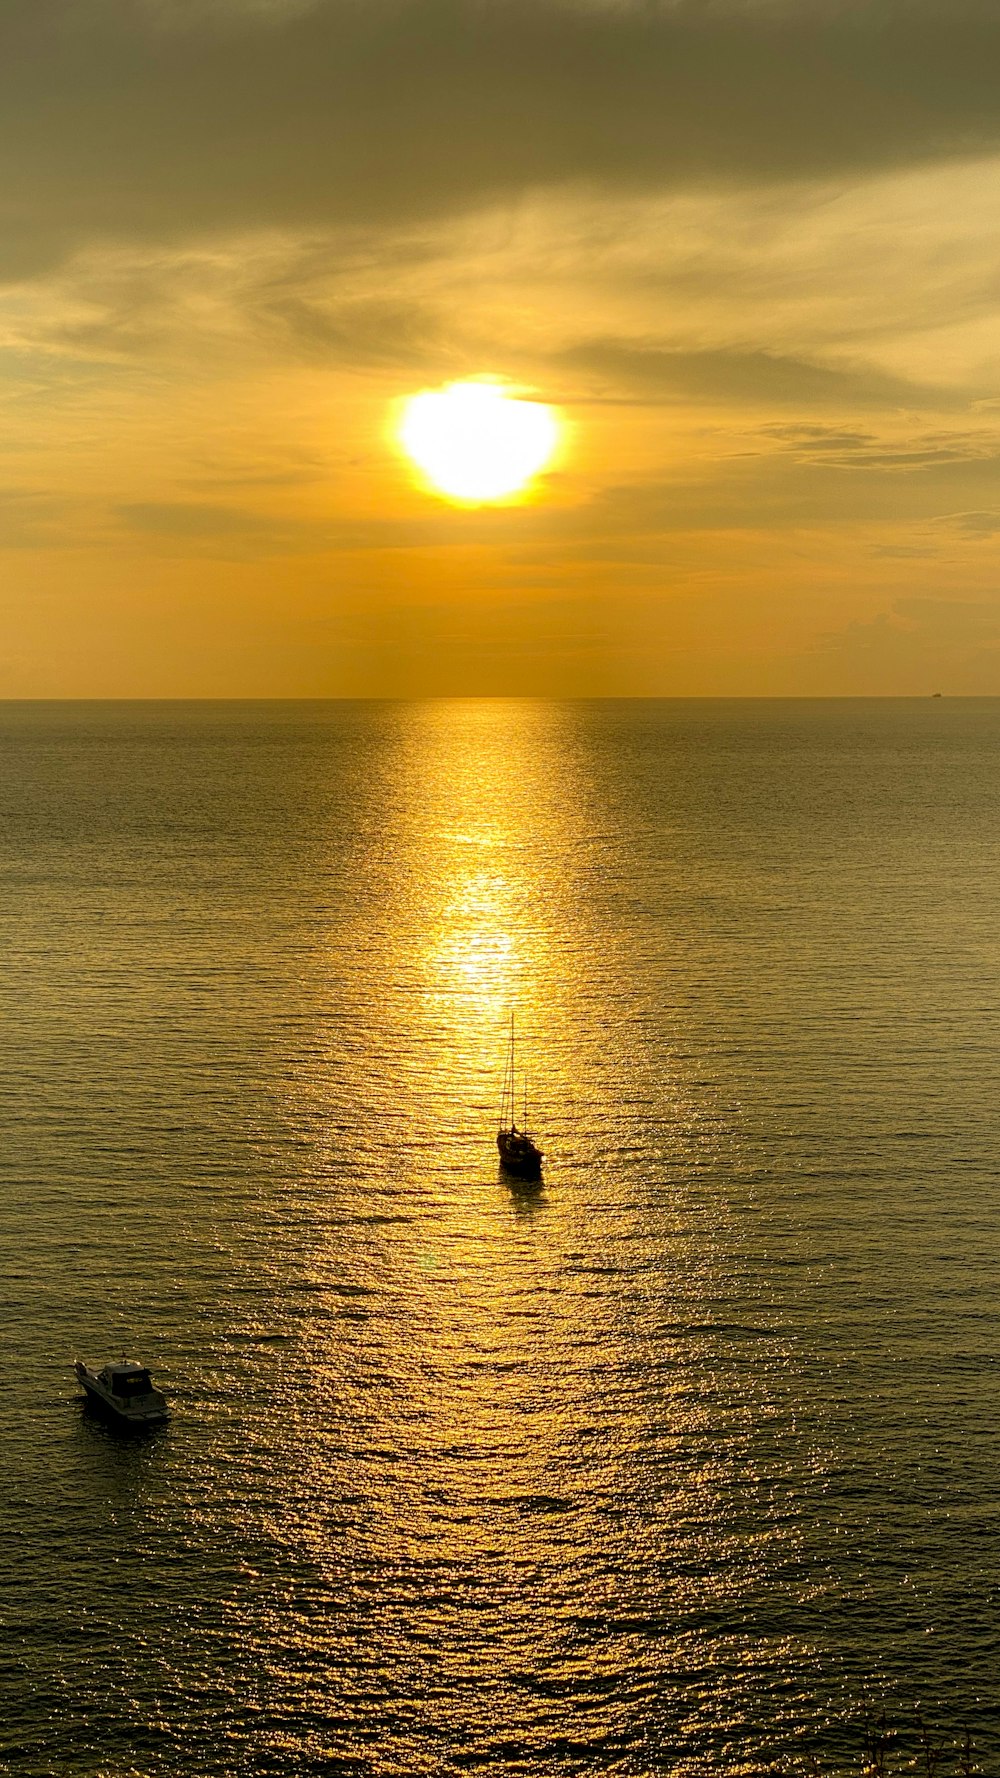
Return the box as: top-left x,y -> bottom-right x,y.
4,0 -> 1000,274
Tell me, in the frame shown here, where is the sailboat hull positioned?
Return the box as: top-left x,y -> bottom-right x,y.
497,1130 -> 543,1180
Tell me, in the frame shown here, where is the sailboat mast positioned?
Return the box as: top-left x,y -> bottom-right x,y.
510,1011 -> 515,1131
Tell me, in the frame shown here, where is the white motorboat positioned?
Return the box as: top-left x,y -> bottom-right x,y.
74,1357 -> 169,1425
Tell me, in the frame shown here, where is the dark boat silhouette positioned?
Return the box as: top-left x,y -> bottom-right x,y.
497,1014 -> 543,1181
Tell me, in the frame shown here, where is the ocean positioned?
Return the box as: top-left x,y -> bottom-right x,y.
1,698 -> 998,1776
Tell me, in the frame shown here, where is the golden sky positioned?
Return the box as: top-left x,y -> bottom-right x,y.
3,0 -> 1000,695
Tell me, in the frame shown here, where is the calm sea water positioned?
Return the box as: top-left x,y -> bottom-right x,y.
1,699 -> 998,1777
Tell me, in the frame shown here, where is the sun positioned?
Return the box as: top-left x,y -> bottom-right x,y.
397,379 -> 560,504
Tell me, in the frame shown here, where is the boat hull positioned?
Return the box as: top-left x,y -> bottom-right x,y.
497,1130 -> 543,1181
75,1363 -> 169,1426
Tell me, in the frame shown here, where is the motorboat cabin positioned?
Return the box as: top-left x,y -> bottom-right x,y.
74,1358 -> 169,1425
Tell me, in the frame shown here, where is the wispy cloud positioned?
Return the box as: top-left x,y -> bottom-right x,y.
930,509 -> 1000,536
559,343 -> 954,410
759,421 -> 1000,471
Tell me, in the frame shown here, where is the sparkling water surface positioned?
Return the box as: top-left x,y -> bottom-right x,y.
1,699 -> 998,1776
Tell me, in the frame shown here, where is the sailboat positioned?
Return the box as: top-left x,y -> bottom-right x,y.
497,1014 -> 543,1181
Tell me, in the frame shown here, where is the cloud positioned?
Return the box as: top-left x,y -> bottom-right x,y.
112,499 -> 367,556
110,497 -> 557,555
0,232 -> 465,378
116,501 -> 285,538
0,489 -> 70,548
255,295 -> 449,369
760,421 -> 1000,472
524,415 -> 1000,538
818,596 -> 1000,687
930,509 -> 1000,536
7,154 -> 1000,418
558,342 -> 954,409
6,1 -> 1000,275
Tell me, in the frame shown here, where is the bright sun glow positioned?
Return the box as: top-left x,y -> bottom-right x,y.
398,380 -> 560,503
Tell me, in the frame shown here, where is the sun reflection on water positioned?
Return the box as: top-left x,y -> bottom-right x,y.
240,700 -> 820,1772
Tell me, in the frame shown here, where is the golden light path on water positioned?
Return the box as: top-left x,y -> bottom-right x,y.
240,701 -> 815,1773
